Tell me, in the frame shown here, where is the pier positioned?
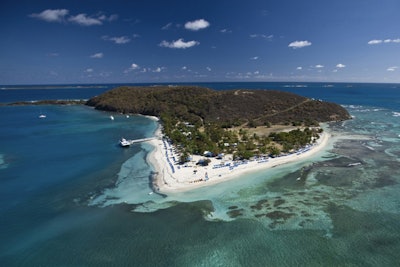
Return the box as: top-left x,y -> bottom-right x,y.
120,137 -> 155,147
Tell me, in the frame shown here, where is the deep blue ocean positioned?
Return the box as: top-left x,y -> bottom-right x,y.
1,82 -> 400,266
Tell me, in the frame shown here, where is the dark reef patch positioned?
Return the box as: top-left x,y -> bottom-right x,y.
250,199 -> 270,211
373,176 -> 397,188
265,210 -> 295,220
227,208 -> 244,218
273,198 -> 286,207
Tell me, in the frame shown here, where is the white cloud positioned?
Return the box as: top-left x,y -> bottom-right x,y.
184,19 -> 210,31
288,40 -> 312,49
102,36 -> 131,44
368,38 -> 400,45
315,64 -> 324,68
220,29 -> 232,33
130,63 -> 139,70
296,66 -> 303,70
182,66 -> 188,70
124,63 -> 140,74
161,22 -> 173,30
85,68 -> 94,73
336,63 -> 346,68
90,52 -> 103,59
30,9 -> 69,23
159,38 -> 199,49
111,36 -> 130,44
387,66 -> 398,72
368,39 -> 383,45
206,67 -> 212,71
98,14 -> 118,22
30,9 -> 117,26
153,67 -> 164,73
250,56 -> 259,60
68,14 -> 102,26
250,34 -> 273,39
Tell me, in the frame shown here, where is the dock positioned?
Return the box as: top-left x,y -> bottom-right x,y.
120,137 -> 155,147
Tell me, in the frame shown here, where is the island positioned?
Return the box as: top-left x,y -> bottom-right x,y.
87,85 -> 351,192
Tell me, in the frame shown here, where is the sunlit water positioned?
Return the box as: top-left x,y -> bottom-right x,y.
1,82 -> 399,266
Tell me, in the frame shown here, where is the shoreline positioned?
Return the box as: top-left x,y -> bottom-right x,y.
147,122 -> 331,194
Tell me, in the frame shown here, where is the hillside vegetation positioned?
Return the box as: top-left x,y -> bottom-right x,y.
86,85 -> 351,127
87,86 -> 350,160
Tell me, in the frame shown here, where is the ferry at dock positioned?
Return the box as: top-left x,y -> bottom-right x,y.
119,137 -> 155,147
119,138 -> 131,147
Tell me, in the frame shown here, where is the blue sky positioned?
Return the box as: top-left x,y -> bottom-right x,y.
1,0 -> 400,84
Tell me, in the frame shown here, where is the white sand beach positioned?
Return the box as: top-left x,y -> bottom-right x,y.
148,124 -> 330,193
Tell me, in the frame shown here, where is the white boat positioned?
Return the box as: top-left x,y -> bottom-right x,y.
119,138 -> 131,147
110,115 -> 114,120
39,114 -> 46,119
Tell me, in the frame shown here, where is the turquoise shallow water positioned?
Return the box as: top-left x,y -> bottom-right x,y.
1,82 -> 400,266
